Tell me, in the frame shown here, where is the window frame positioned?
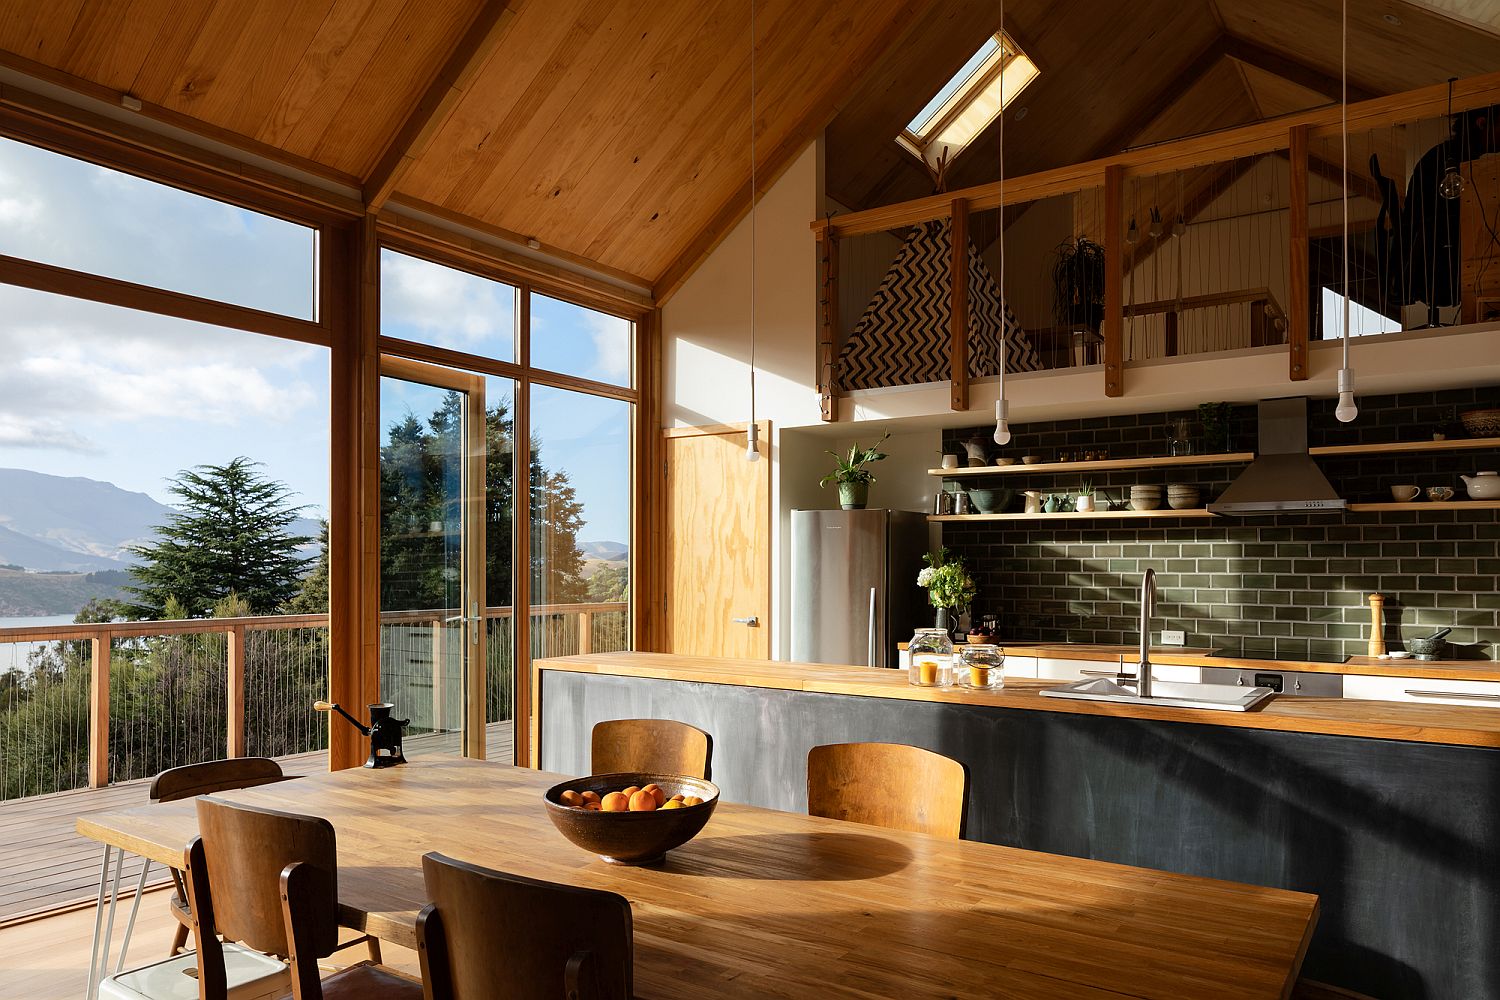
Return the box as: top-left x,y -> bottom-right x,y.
897,30 -> 1038,167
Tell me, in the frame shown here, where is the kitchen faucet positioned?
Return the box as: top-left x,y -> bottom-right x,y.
1136,568 -> 1156,699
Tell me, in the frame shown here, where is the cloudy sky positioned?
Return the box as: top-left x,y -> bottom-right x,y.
0,137 -> 631,544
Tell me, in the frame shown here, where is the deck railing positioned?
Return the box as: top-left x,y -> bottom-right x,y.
0,602 -> 626,802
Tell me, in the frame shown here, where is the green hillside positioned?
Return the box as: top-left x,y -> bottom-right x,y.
0,568 -> 130,617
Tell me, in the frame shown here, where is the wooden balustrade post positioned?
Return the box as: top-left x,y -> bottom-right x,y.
816,222 -> 840,422
950,198 -> 970,411
579,611 -> 593,655
88,631 -> 111,788
1288,124 -> 1310,381
227,625 -> 246,758
1103,165 -> 1124,397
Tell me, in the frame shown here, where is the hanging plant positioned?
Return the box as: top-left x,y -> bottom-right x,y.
1052,237 -> 1107,332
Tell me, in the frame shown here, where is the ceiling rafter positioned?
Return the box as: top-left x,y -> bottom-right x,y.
363,0 -> 518,212
1221,34 -> 1379,104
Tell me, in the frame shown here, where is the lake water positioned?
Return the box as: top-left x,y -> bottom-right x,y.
0,614 -> 76,630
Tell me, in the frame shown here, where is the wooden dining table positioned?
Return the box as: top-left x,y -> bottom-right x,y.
78,757 -> 1318,999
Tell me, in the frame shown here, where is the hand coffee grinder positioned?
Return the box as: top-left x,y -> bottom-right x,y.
314,701 -> 409,768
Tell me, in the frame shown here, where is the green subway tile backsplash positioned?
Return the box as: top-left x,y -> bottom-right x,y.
941,386 -> 1500,659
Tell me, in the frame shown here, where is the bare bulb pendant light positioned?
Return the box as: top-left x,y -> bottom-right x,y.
745,0 -> 761,461
1335,0 -> 1358,423
993,0 -> 1012,446
1439,77 -> 1465,201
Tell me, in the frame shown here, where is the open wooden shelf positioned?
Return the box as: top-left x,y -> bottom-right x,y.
1311,437 -> 1500,457
1345,500 -> 1500,512
928,452 -> 1254,478
929,508 -> 1217,523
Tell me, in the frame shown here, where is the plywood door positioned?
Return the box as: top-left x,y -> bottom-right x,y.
664,424 -> 769,659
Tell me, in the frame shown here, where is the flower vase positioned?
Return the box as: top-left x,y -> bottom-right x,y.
934,607 -> 951,635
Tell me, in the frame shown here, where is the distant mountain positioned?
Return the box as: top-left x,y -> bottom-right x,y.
580,540 -> 629,562
0,468 -> 321,572
0,567 -> 130,617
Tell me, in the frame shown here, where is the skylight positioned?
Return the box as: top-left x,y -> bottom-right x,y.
899,31 -> 1038,169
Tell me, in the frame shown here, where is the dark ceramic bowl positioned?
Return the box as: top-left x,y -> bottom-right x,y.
967,487 -> 1015,514
543,772 -> 719,865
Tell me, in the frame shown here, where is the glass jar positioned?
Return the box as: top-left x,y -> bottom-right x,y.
908,628 -> 953,687
958,644 -> 1005,690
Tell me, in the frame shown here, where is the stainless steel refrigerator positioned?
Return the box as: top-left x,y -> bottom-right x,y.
790,508 -> 928,668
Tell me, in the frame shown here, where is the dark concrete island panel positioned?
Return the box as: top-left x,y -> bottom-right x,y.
540,668 -> 1500,1000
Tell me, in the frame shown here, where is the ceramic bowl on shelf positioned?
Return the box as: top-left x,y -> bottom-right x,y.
994,457 -> 1016,467
1460,408 -> 1500,437
967,487 -> 1016,513
1022,455 -> 1042,465
1426,486 -> 1455,502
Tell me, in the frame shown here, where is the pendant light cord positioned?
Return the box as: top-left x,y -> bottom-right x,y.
998,0 -> 1006,397
748,0 -> 757,432
1341,0 -> 1349,369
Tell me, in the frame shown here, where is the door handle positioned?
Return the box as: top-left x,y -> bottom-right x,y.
1404,689 -> 1500,702
732,616 -> 760,627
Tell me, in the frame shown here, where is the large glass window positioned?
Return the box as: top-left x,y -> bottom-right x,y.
0,137 -> 318,319
530,292 -> 633,386
530,386 -> 632,658
381,249 -> 517,362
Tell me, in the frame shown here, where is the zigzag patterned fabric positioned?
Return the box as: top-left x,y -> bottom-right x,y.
838,218 -> 1041,390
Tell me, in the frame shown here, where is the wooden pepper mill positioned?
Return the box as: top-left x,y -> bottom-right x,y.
1367,593 -> 1386,657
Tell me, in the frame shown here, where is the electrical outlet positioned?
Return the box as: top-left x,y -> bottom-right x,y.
1161,630 -> 1186,646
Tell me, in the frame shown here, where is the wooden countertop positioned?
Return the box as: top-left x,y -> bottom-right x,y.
77,758 -> 1317,1000
537,652 -> 1500,749
899,641 -> 1500,681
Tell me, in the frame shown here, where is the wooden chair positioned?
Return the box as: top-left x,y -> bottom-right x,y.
590,718 -> 711,779
806,742 -> 968,839
186,796 -> 423,1000
149,757 -> 292,956
417,851 -> 633,1000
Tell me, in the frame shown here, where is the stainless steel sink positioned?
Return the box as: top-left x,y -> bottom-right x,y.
1040,676 -> 1277,712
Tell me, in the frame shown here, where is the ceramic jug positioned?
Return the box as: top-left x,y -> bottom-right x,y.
1461,471 -> 1500,500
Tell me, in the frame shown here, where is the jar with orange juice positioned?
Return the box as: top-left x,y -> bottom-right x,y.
958,644 -> 1004,689
908,628 -> 953,687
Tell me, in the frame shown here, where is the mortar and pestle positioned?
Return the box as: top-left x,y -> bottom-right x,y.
1405,627 -> 1453,661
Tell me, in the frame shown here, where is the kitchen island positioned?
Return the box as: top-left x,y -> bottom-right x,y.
536,652 -> 1500,999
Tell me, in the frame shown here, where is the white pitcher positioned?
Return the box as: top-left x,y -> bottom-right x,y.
1460,471 -> 1500,500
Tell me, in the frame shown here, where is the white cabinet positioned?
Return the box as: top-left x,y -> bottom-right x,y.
1034,657 -> 1200,683
1343,674 -> 1500,708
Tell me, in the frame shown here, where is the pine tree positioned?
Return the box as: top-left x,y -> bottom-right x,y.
120,458 -> 313,619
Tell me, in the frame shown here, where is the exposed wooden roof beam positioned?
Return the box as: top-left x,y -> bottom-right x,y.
362,1 -> 517,212
1221,34 -> 1379,104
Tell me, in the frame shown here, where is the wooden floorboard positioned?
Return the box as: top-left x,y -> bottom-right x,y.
0,723 -> 512,922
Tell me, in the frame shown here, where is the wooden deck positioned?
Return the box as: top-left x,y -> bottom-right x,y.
0,721 -> 512,923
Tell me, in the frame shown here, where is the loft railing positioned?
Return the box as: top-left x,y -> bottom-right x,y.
0,602 -> 627,802
812,70 -> 1500,421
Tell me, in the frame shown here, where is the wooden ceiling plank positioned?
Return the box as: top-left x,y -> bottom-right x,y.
473,1 -> 725,253
362,0 -> 516,211
256,0 -> 404,153
652,1 -> 922,300
1221,34 -> 1378,103
308,0 -> 482,177
0,0 -> 86,68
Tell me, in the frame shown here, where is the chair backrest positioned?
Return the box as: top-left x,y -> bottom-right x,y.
418,852 -> 633,1000
189,797 -> 341,963
806,742 -> 968,839
150,757 -> 286,802
590,718 -> 710,779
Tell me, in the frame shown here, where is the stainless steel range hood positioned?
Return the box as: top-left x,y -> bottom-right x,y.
1207,397 -> 1346,515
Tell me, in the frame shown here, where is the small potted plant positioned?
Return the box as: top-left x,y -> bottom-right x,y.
820,434 -> 889,510
1052,236 -> 1107,334
1074,481 -> 1095,513
917,548 -> 977,634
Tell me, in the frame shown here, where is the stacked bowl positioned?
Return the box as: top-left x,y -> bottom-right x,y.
1129,485 -> 1163,511
1167,484 -> 1201,509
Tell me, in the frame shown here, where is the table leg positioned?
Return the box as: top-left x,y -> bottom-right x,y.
114,859 -> 152,975
94,847 -> 126,997
85,844 -> 115,1000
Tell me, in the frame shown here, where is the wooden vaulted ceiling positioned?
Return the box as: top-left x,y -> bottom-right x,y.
0,0 -> 922,297
827,0 -> 1500,213
0,1 -> 1497,300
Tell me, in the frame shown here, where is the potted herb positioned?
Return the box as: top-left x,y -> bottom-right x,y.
917,548 -> 977,633
1052,236 -> 1107,333
1074,481 -> 1095,513
820,433 -> 890,510
1198,402 -> 1233,454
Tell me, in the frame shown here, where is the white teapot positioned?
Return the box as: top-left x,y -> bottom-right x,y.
1461,471 -> 1500,500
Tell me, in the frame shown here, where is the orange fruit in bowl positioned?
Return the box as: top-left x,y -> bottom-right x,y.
660,799 -> 683,810
601,791 -> 630,812
642,783 -> 666,806
559,789 -> 583,808
628,790 -> 658,811
580,790 -> 601,805
681,796 -> 703,807
622,785 -> 641,799
584,801 -> 601,811
669,793 -> 684,802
